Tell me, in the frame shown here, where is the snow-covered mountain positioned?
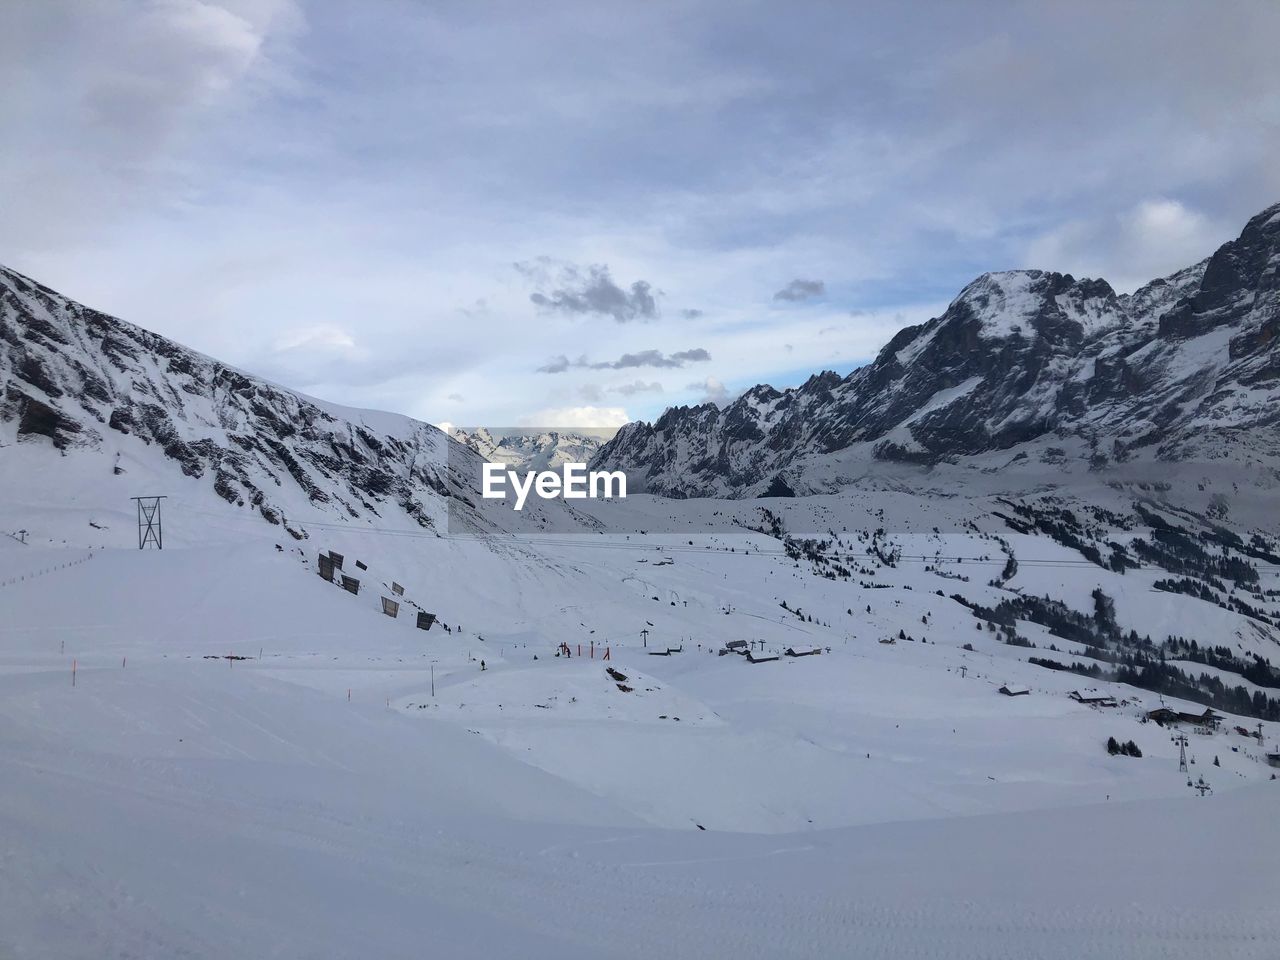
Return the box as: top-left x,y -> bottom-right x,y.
0,266 -> 576,536
452,427 -> 606,472
594,202 -> 1280,498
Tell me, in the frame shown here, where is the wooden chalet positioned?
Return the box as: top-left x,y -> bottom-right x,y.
1070,690 -> 1118,707
1147,707 -> 1222,728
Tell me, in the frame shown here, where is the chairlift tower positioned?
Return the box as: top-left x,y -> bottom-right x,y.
131,496 -> 167,550
1175,733 -> 1189,773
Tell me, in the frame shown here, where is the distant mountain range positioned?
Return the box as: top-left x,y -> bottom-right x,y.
452,428 -> 605,473
4,201 -> 1278,521
592,202 -> 1280,497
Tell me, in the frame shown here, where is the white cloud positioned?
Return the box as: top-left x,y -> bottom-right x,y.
688,376 -> 730,407
1026,198 -> 1229,292
273,325 -> 358,354
0,0 -> 302,252
517,406 -> 632,429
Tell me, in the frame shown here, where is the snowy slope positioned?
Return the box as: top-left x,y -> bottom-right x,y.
3,225 -> 1280,956
2,516 -> 1279,958
0,265 -> 580,538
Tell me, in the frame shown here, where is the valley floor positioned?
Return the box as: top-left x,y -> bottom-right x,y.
2,487 -> 1278,958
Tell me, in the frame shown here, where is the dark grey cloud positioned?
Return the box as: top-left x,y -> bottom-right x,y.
593,347 -> 710,369
523,262 -> 659,322
773,278 -> 826,302
536,347 -> 710,373
536,355 -> 572,373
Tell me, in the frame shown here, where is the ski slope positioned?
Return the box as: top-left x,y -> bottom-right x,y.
2,477 -> 1279,957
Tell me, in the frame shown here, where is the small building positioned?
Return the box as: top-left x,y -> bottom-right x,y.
1267,753 -> 1280,769
1147,707 -> 1222,729
999,684 -> 1030,697
785,646 -> 822,658
1070,690 -> 1118,707
1179,708 -> 1222,729
722,640 -> 749,655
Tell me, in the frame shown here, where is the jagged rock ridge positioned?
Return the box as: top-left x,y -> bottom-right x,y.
593,202 -> 1280,497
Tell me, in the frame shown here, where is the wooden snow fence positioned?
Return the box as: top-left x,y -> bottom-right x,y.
381,596 -> 400,618
391,581 -> 405,596
341,575 -> 360,595
328,551 -> 344,570
416,611 -> 437,631
318,553 -> 335,582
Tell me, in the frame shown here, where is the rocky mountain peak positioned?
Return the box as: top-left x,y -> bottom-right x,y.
593,201 -> 1280,496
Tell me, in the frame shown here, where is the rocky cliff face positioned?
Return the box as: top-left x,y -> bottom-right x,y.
0,266 -> 512,533
593,203 -> 1280,497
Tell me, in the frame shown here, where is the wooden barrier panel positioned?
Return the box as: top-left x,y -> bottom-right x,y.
381,596 -> 400,618
328,551 -> 344,570
416,611 -> 437,631
392,581 -> 404,596
342,575 -> 360,595
318,553 -> 335,581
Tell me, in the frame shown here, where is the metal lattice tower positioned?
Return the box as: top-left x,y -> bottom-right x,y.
131,496 -> 167,550
1175,733 -> 1189,773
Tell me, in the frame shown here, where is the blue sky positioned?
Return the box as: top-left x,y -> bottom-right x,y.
4,0 -> 1279,429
